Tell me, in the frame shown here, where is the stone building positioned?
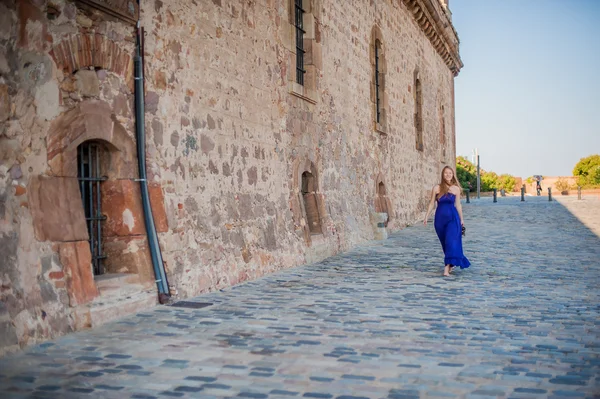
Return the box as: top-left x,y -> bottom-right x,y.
0,0 -> 462,355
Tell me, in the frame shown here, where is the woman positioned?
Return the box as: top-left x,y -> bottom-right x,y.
423,166 -> 471,276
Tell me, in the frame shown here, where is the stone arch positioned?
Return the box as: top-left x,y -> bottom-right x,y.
50,34 -> 133,81
47,100 -> 137,179
374,172 -> 393,227
370,25 -> 388,133
290,157 -> 327,246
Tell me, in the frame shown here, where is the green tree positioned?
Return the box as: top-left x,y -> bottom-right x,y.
480,171 -> 498,191
573,154 -> 600,188
497,174 -> 517,192
456,156 -> 476,190
455,157 -> 518,192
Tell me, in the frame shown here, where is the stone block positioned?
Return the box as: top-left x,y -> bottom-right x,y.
304,40 -> 322,71
17,0 -> 48,51
370,211 -> 388,240
102,179 -> 145,236
0,321 -> 18,348
34,80 -> 60,121
28,175 -> 89,242
102,180 -> 168,237
103,236 -> 155,285
58,241 -> 99,306
75,69 -> 100,97
149,184 -> 169,233
0,84 -> 9,122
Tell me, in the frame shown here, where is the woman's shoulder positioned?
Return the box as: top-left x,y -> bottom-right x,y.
432,184 -> 440,193
449,185 -> 462,194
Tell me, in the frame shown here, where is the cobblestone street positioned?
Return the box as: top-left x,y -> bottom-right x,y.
1,196 -> 599,399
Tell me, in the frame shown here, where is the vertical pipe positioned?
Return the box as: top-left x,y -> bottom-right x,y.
493,188 -> 497,203
521,185 -> 525,202
135,24 -> 170,297
548,187 -> 552,202
476,154 -> 480,199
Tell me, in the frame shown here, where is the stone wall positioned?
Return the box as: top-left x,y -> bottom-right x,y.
0,0 -> 461,355
523,176 -> 578,195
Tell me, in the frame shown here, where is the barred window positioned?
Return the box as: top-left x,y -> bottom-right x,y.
375,40 -> 382,124
415,72 -> 424,151
294,0 -> 306,85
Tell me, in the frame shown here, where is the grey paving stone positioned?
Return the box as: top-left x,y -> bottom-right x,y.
0,197 -> 599,398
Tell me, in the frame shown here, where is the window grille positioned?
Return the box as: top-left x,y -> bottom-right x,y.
375,40 -> 381,123
295,0 -> 306,85
77,142 -> 108,275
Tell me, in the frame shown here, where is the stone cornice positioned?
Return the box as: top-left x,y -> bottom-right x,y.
403,0 -> 463,76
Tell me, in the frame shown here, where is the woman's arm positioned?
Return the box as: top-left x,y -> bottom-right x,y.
423,185 -> 438,225
454,188 -> 464,225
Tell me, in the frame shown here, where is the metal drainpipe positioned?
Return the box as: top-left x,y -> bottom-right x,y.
135,23 -> 170,300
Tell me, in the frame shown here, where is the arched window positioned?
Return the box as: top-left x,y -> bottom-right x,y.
375,179 -> 391,227
301,171 -> 321,234
378,182 -> 389,227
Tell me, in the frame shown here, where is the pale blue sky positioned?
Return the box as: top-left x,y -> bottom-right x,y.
452,0 -> 600,178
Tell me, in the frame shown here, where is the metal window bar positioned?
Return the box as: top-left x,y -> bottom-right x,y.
375,41 -> 381,123
77,142 -> 107,275
295,0 -> 306,85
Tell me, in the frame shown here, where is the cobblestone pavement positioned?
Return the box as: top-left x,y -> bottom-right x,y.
1,196 -> 599,399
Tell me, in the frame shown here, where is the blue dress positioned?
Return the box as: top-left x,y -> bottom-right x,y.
434,193 -> 470,269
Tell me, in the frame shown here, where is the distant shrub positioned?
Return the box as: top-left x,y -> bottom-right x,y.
555,178 -> 569,192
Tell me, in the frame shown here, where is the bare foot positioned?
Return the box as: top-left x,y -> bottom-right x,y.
443,265 -> 450,277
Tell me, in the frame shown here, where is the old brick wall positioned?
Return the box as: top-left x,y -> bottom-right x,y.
140,0 -> 457,298
1,0 -> 460,355
0,0 -> 158,356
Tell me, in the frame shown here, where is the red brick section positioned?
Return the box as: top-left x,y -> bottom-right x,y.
58,241 -> 99,306
101,180 -> 168,237
17,0 -> 51,52
28,176 -> 89,242
50,34 -> 133,80
48,271 -> 65,280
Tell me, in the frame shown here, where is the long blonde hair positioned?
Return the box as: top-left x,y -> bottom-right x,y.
438,166 -> 461,198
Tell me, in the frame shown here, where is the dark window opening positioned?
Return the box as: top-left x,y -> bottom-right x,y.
377,182 -> 389,227
375,40 -> 381,124
440,105 -> 446,158
77,141 -> 108,276
415,77 -> 423,151
301,171 -> 321,235
295,0 -> 306,85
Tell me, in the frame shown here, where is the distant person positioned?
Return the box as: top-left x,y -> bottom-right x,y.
423,166 -> 471,277
536,179 -> 542,196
